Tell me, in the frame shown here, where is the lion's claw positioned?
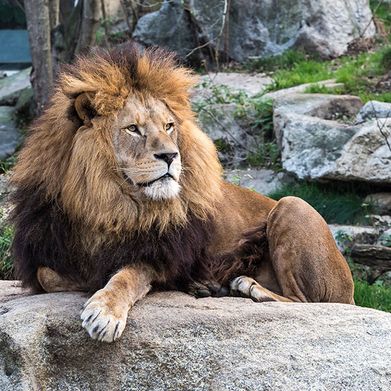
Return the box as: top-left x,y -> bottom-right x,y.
80,290 -> 128,343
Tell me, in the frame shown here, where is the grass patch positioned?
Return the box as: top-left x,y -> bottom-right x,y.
267,47 -> 391,102
245,50 -> 308,72
267,60 -> 332,91
268,182 -> 372,225
0,209 -> 13,279
0,155 -> 16,174
354,280 -> 391,312
371,0 -> 391,33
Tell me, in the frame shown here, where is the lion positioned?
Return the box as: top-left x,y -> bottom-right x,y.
10,43 -> 354,343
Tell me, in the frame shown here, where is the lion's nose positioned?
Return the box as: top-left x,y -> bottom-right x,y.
154,152 -> 178,166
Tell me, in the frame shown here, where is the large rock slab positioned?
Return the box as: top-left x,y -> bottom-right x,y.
1,283 -> 391,390
133,0 -> 375,62
274,94 -> 391,184
0,68 -> 31,106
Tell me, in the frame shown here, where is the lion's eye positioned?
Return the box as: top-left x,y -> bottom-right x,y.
165,122 -> 174,134
124,124 -> 140,136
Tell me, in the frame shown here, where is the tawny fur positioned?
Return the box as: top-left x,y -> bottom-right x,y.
12,45 -> 222,238
11,43 -> 354,310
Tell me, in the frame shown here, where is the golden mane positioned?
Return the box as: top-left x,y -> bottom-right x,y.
12,43 -> 223,238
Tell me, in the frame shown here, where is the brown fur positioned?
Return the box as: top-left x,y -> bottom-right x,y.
12,44 -> 222,239
11,43 -> 354,342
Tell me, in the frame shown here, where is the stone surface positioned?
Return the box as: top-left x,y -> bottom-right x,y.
225,168 -> 294,196
0,106 -> 21,160
14,87 -> 33,121
329,224 -> 380,254
365,193 -> 391,215
197,73 -> 273,98
1,286 -> 391,390
356,100 -> 391,123
196,103 -> 260,167
0,68 -> 31,106
133,1 -> 195,59
133,0 -> 375,62
366,215 -> 391,228
273,94 -> 391,184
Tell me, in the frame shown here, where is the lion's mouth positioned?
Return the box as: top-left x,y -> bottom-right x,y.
138,173 -> 174,187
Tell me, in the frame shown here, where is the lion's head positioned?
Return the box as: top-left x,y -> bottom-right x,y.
112,94 -> 182,201
12,43 -> 223,238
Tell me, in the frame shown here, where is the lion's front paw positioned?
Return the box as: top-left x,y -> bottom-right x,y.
80,289 -> 129,343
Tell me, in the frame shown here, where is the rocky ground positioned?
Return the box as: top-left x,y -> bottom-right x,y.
1,282 -> 391,391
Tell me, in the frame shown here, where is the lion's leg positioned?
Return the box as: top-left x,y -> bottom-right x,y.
37,266 -> 87,292
80,265 -> 153,343
265,196 -> 354,304
230,276 -> 292,302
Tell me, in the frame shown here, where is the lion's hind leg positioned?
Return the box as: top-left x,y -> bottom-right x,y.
230,276 -> 292,302
37,267 -> 86,293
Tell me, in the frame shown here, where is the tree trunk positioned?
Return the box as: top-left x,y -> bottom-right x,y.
75,0 -> 100,55
49,0 -> 60,30
24,0 -> 53,114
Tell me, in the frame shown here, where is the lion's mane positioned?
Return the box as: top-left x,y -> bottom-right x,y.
10,43 -> 225,291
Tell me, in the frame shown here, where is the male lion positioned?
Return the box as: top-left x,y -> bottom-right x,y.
11,43 -> 354,343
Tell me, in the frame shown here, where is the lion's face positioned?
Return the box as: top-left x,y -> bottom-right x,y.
112,95 -> 182,201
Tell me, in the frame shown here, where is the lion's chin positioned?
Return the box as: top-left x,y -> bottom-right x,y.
143,178 -> 181,200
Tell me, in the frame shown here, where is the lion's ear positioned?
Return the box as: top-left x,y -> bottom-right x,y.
74,92 -> 96,125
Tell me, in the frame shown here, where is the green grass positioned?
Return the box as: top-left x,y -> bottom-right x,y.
267,60 -> 332,91
0,223 -> 13,279
268,182 -> 372,225
371,0 -> 391,33
266,47 -> 391,102
0,155 -> 16,174
245,50 -> 308,72
354,280 -> 391,312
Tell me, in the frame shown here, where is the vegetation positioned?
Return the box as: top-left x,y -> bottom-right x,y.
260,47 -> 391,103
193,83 -> 280,169
268,182 -> 373,225
245,0 -> 391,103
0,209 -> 13,280
0,155 -> 17,174
354,280 -> 391,312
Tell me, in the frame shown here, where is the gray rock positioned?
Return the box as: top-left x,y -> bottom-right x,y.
273,93 -> 391,184
329,224 -> 380,253
133,0 -> 375,62
378,228 -> 391,247
328,118 -> 391,184
356,101 -> 391,123
366,215 -> 391,228
0,68 -> 31,106
1,285 -> 391,390
133,0 -> 195,59
0,106 -> 21,160
196,103 -> 260,167
197,73 -> 273,98
192,73 -> 273,108
14,87 -> 34,121
225,168 -> 294,196
365,193 -> 391,215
